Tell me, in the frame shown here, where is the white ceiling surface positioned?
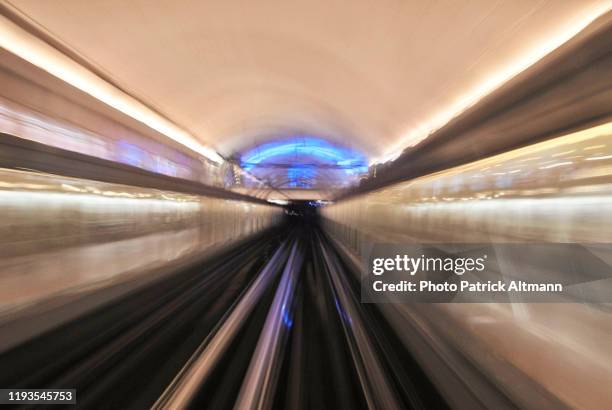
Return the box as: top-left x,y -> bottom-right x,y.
5,0 -> 610,163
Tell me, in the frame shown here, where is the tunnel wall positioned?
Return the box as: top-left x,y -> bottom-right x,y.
0,44 -> 286,350
0,49 -> 273,197
357,11 -> 612,195
0,167 -> 282,323
321,121 -> 612,409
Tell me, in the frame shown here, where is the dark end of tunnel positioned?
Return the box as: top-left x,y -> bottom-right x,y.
284,201 -> 322,226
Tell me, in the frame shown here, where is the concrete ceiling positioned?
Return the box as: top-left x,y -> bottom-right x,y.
3,0 -> 609,166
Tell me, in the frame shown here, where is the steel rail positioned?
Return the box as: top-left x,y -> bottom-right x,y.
234,239 -> 304,410
316,231 -> 404,410
152,239 -> 292,410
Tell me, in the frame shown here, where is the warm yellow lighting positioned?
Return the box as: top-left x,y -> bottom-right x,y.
539,161 -> 573,170
0,15 -> 224,164
267,198 -> 289,205
372,4 -> 611,166
586,154 -> 612,161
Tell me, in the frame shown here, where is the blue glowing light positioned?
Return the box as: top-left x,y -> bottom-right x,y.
118,140 -> 147,167
240,137 -> 368,188
334,297 -> 352,325
281,302 -> 293,328
287,166 -> 316,188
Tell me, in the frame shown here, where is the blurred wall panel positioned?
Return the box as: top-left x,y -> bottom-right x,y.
0,168 -> 282,319
324,122 -> 612,244
0,49 -> 274,198
321,122 -> 612,410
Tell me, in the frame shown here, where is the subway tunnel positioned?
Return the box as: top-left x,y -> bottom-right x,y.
0,1 -> 611,409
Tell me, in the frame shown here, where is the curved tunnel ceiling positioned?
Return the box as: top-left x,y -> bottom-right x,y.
3,0 -> 609,190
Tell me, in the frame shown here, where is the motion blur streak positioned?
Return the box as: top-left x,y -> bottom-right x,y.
318,234 -> 402,410
1,2 -> 612,410
235,241 -> 303,410
322,121 -> 612,243
0,14 -> 223,163
377,3 -> 611,164
153,241 -> 290,409
0,168 -> 280,321
322,122 -> 612,409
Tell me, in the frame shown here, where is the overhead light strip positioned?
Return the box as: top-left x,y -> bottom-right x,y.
0,15 -> 224,164
372,5 -> 611,166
